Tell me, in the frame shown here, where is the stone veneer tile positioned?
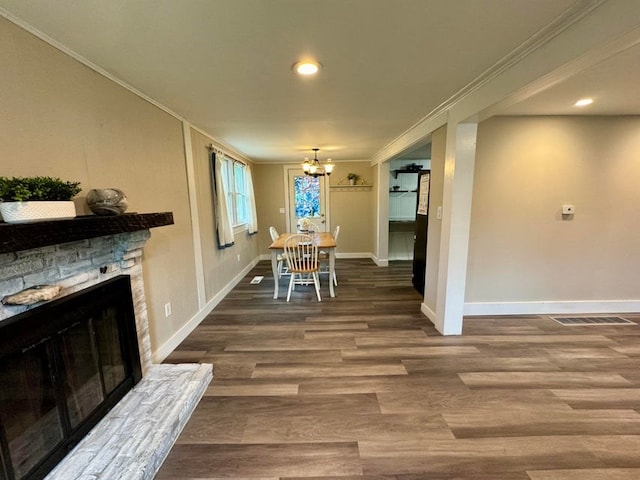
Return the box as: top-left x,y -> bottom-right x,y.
0,230 -> 155,371
45,364 -> 213,480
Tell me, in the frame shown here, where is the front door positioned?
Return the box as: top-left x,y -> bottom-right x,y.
286,167 -> 329,232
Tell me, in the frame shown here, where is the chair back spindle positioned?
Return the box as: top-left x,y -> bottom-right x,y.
283,234 -> 321,302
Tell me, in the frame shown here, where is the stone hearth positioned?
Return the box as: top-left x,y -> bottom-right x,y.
45,364 -> 212,480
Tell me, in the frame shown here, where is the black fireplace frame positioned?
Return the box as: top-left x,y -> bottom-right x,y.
0,275 -> 142,480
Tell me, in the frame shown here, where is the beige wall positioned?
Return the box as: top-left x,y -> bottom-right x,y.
254,162 -> 375,256
190,129 -> 259,300
0,18 -> 262,358
467,116 -> 640,303
424,125 -> 446,310
328,162 -> 374,254
253,163 -> 287,254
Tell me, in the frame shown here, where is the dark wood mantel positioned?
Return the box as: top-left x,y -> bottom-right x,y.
0,212 -> 174,254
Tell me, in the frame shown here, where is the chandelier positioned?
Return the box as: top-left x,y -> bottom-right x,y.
301,148 -> 335,177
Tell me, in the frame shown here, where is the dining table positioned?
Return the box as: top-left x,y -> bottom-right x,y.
268,231 -> 336,299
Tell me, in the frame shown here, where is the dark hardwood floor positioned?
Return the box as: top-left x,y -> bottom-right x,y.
156,259 -> 640,479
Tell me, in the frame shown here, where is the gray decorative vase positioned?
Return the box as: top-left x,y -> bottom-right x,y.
86,188 -> 128,215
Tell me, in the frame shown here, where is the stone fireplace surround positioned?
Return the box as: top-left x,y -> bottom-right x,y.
0,213 -> 213,480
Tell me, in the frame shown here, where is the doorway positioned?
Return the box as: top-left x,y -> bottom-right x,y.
388,158 -> 430,260
284,167 -> 330,232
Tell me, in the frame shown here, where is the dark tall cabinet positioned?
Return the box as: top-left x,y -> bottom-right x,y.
412,171 -> 430,294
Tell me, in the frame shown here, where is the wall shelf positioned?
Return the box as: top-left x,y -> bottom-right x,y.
392,168 -> 425,179
330,184 -> 372,192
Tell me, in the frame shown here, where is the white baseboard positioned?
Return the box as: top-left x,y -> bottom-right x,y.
371,254 -> 388,266
153,257 -> 260,363
421,302 -> 437,325
420,302 -> 465,335
464,300 -> 640,316
336,252 -> 374,259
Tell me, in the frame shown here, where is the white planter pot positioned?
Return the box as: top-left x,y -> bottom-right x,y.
0,201 -> 76,224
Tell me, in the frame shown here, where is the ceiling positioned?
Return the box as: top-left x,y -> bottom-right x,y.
1,0 -> 637,163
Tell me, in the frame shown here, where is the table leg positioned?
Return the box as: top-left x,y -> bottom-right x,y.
329,249 -> 335,297
271,250 -> 279,299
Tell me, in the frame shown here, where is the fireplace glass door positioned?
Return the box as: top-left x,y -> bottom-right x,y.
0,276 -> 141,480
0,344 -> 63,479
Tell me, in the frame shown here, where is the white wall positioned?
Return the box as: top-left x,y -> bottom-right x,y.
424,126 -> 446,314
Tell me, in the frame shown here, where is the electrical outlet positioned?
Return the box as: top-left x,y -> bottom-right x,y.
237,254 -> 241,262
164,302 -> 172,317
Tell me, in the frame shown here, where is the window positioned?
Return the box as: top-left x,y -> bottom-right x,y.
223,157 -> 248,227
294,175 -> 320,218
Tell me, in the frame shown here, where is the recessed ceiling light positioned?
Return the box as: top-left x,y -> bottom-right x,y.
574,98 -> 594,107
293,61 -> 321,76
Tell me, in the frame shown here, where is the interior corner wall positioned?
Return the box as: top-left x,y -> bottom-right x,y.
190,128 -> 259,301
0,17 -> 200,356
466,115 -> 640,307
253,162 -> 374,257
329,162 -> 374,255
253,163 -> 287,256
424,125 -> 447,311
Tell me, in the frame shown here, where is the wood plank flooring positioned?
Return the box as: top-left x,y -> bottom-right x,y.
156,259 -> 640,480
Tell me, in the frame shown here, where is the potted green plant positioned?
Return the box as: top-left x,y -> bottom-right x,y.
0,176 -> 82,223
347,172 -> 360,186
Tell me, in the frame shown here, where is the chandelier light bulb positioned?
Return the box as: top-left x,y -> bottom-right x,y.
324,160 -> 334,175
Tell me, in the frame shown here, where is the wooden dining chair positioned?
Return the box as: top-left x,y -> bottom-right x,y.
284,234 -> 321,302
306,221 -> 320,232
269,226 -> 288,277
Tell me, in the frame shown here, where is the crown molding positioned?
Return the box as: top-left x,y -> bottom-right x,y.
0,7 -> 254,165
371,0 -> 608,164
479,23 -> 640,121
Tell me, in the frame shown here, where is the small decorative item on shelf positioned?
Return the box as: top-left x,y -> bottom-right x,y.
0,176 -> 81,223
86,188 -> 128,216
347,173 -> 360,185
392,185 -> 400,191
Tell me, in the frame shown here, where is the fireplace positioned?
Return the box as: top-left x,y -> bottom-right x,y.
0,276 -> 142,480
0,213 -> 212,480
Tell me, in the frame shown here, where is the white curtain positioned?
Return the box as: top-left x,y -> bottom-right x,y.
246,164 -> 258,235
213,150 -> 235,248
